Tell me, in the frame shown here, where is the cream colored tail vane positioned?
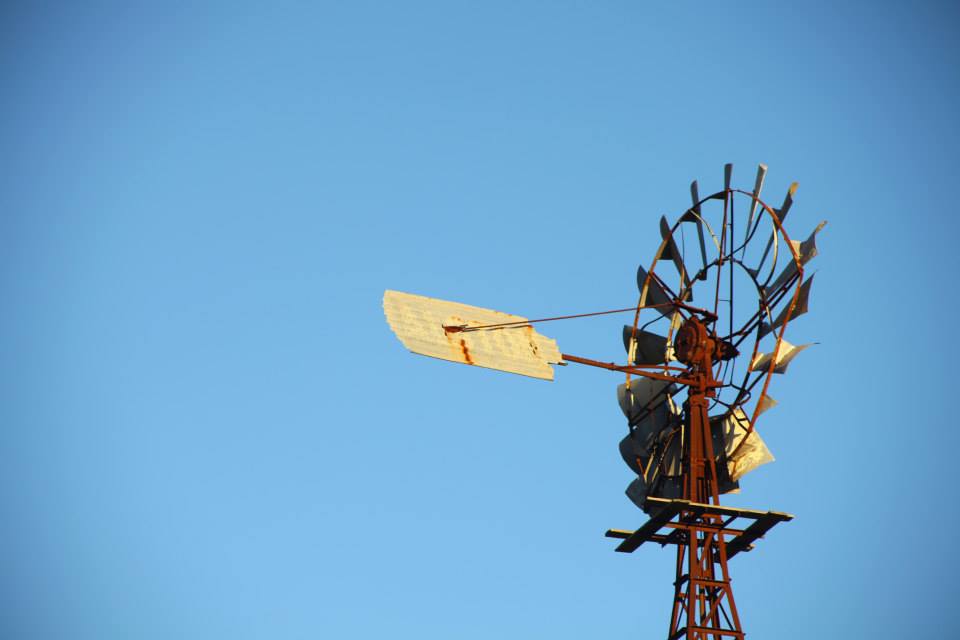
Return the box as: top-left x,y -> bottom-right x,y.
382,290 -> 564,381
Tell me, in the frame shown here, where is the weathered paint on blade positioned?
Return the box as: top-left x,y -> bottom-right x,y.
746,164 -> 767,233
721,408 -> 775,482
617,378 -> 677,417
636,265 -> 674,318
763,221 -> 826,298
659,215 -> 693,299
620,434 -> 646,475
690,181 -> 701,215
756,182 -> 799,274
383,290 -> 563,380
777,182 -> 799,223
760,274 -> 815,338
756,393 -> 778,416
621,325 -> 670,365
684,180 -> 708,278
788,220 -> 827,265
750,338 -> 811,374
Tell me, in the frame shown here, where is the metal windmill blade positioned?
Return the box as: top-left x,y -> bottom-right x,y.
719,408 -> 775,482
763,221 -> 827,297
658,216 -> 693,299
625,427 -> 684,511
617,377 -> 678,437
750,338 -> 812,374
679,180 -> 709,280
745,164 -> 768,238
621,325 -> 670,365
751,182 -> 799,277
760,274 -> 815,338
709,414 -> 742,495
619,434 -> 648,476
756,393 -> 778,416
636,265 -> 675,319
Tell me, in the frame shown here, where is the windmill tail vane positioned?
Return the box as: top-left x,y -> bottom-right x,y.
383,164 -> 825,639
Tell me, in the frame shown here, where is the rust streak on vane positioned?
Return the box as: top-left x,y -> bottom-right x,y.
383,290 -> 563,380
459,339 -> 474,365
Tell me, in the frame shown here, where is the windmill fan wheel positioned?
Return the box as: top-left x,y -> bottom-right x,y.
618,164 -> 825,512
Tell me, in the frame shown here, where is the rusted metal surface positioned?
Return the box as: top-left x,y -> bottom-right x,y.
670,349 -> 745,640
383,290 -> 563,380
605,498 -> 792,555
560,353 -> 707,388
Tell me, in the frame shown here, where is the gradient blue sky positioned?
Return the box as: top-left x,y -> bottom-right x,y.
3,2 -> 958,638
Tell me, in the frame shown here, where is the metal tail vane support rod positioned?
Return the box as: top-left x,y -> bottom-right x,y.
383,164 -> 826,640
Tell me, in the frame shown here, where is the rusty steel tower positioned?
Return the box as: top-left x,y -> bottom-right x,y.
384,164 -> 824,638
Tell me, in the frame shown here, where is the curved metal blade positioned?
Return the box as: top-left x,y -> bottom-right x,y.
790,220 -> 827,264
777,181 -> 798,222
653,476 -> 684,502
625,476 -> 648,510
709,415 -> 741,495
763,221 -> 827,297
621,325 -> 669,365
750,338 -> 811,374
617,378 -> 677,432
659,216 -> 693,299
719,408 -> 775,482
626,441 -> 684,512
658,431 -> 683,477
679,180 -> 709,279
619,434 -> 647,475
637,403 -> 673,448
617,378 -> 677,414
760,274 -> 814,338
754,182 -> 799,275
636,265 -> 674,318
756,393 -> 778,416
724,163 -> 733,192
745,164 -> 768,237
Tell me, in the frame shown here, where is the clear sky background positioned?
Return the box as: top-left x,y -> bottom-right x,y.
2,2 -> 958,638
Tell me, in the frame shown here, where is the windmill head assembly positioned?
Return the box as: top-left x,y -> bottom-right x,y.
383,164 -> 825,639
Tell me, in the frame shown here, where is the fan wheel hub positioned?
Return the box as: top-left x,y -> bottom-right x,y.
675,317 -> 738,368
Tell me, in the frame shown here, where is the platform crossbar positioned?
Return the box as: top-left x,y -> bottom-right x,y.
605,498 -> 793,556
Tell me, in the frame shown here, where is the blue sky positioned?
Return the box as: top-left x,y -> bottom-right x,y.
2,2 -> 958,638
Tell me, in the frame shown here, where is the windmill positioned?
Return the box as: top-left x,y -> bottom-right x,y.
384,164 -> 824,639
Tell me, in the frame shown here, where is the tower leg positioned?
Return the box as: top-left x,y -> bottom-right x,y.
666,520 -> 744,639
666,394 -> 744,639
